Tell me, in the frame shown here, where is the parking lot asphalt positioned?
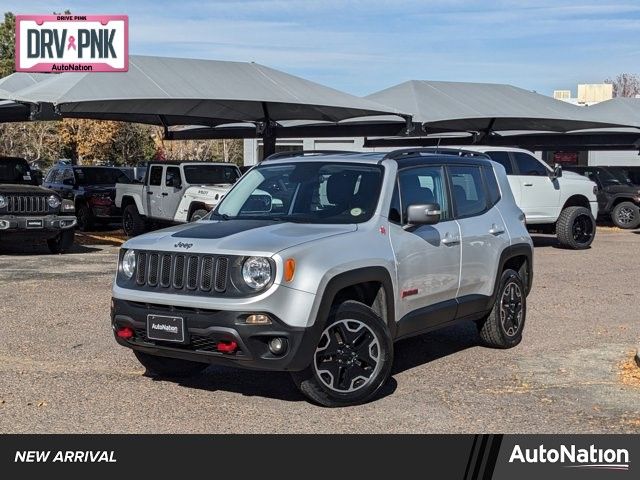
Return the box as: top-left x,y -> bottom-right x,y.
0,229 -> 638,433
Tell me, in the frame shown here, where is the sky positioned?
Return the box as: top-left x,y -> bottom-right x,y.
3,0 -> 639,97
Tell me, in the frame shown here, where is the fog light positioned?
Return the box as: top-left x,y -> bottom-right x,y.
0,220 -> 9,230
245,314 -> 271,325
116,326 -> 134,340
268,337 -> 287,356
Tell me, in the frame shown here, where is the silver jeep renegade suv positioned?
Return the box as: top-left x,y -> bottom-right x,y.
111,149 -> 533,407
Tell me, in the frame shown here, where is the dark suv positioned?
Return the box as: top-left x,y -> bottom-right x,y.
0,156 -> 77,253
564,166 -> 640,229
44,164 -> 132,230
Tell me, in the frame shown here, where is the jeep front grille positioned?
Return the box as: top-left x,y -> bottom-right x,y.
136,251 -> 229,294
7,195 -> 48,214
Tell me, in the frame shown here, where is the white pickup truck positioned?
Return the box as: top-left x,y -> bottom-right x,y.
115,161 -> 241,236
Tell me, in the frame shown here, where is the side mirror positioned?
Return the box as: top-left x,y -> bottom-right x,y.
406,203 -> 441,225
551,164 -> 562,179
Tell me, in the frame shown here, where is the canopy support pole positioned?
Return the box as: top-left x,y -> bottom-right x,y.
260,102 -> 277,160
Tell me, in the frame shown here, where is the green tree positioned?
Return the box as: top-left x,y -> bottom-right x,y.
0,12 -> 15,78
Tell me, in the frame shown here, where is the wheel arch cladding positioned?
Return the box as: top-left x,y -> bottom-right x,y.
317,267 -> 396,338
496,244 -> 533,298
562,194 -> 591,210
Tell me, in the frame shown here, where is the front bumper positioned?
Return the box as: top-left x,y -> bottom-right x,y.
0,214 -> 77,234
589,201 -> 599,219
111,298 -> 322,371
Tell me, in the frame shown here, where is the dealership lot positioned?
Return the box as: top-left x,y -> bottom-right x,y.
0,230 -> 638,433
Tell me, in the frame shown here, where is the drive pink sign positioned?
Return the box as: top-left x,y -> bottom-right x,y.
16,15 -> 128,72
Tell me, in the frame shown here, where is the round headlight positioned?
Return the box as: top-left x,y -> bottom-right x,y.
0,195 -> 6,209
242,256 -> 272,290
122,249 -> 137,279
47,195 -> 61,209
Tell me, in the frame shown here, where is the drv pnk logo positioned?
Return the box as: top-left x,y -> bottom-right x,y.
16,15 -> 128,72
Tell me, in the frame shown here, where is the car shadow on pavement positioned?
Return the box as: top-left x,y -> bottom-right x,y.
0,243 -> 101,255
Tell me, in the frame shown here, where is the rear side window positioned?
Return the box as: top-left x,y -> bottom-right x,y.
487,151 -> 513,174
165,166 -> 182,187
482,166 -> 501,207
449,165 -> 488,218
513,152 -> 548,176
149,166 -> 163,186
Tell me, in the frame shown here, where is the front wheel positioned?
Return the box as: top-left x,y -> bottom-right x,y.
134,351 -> 207,378
47,229 -> 75,254
476,269 -> 526,349
555,206 -> 595,249
123,204 -> 146,237
76,203 -> 94,231
189,208 -> 209,222
291,300 -> 393,407
611,202 -> 640,229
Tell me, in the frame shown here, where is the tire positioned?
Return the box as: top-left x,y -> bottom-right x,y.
611,202 -> 640,229
76,202 -> 94,231
290,300 -> 393,407
189,208 -> 209,222
477,269 -> 526,349
555,206 -> 595,249
47,229 -> 75,254
134,351 -> 207,378
122,204 -> 146,237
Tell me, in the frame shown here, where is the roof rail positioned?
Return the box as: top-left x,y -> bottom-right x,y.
263,150 -> 359,161
382,147 -> 491,160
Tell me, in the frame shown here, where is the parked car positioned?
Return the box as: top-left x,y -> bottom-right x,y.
43,164 -> 132,231
563,166 -> 640,229
434,147 -> 599,249
115,161 -> 241,237
0,156 -> 76,253
111,149 -> 533,406
612,166 -> 640,187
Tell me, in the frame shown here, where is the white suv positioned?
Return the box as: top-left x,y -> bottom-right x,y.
449,147 -> 598,249
111,149 -> 533,406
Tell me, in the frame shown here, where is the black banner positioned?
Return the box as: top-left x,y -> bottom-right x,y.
0,435 -> 635,478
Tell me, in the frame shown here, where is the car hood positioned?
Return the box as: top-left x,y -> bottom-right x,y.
562,171 -> 592,182
0,184 -> 55,195
123,219 -> 357,256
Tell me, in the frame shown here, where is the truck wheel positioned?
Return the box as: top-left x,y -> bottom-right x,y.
134,351 -> 207,378
477,269 -> 526,349
556,206 -> 595,249
290,300 -> 393,407
612,202 -> 640,229
190,209 -> 209,222
123,204 -> 146,237
47,229 -> 75,254
76,203 -> 94,231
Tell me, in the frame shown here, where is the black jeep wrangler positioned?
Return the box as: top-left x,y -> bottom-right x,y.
0,156 -> 77,253
564,166 -> 640,229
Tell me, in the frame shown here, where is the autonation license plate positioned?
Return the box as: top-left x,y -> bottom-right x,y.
147,315 -> 184,343
26,219 -> 43,229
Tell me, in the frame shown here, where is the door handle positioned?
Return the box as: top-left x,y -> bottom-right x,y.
146,191 -> 153,195
442,235 -> 460,245
523,183 -> 534,187
161,192 -> 168,196
489,225 -> 505,235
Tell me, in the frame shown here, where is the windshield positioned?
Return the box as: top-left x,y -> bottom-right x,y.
75,167 -> 131,185
0,158 -> 36,185
183,165 -> 239,185
214,162 -> 383,224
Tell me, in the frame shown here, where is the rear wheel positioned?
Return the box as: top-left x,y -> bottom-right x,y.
611,202 -> 640,229
477,269 -> 526,349
134,351 -> 207,378
123,204 -> 146,237
556,206 -> 595,249
47,229 -> 75,254
189,208 -> 209,222
291,300 -> 393,407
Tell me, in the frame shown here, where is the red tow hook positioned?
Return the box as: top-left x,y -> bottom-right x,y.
216,340 -> 238,354
116,326 -> 134,340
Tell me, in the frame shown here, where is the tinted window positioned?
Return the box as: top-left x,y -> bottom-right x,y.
513,153 -> 548,176
449,166 -> 488,217
62,169 -> 75,182
74,167 -> 129,185
483,166 -> 501,207
0,158 -> 35,184
183,165 -> 239,185
149,166 -> 163,186
487,151 -> 513,174
165,167 -> 182,187
398,166 -> 450,222
389,180 -> 401,224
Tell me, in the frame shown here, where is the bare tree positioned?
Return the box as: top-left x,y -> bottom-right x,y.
605,73 -> 640,98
